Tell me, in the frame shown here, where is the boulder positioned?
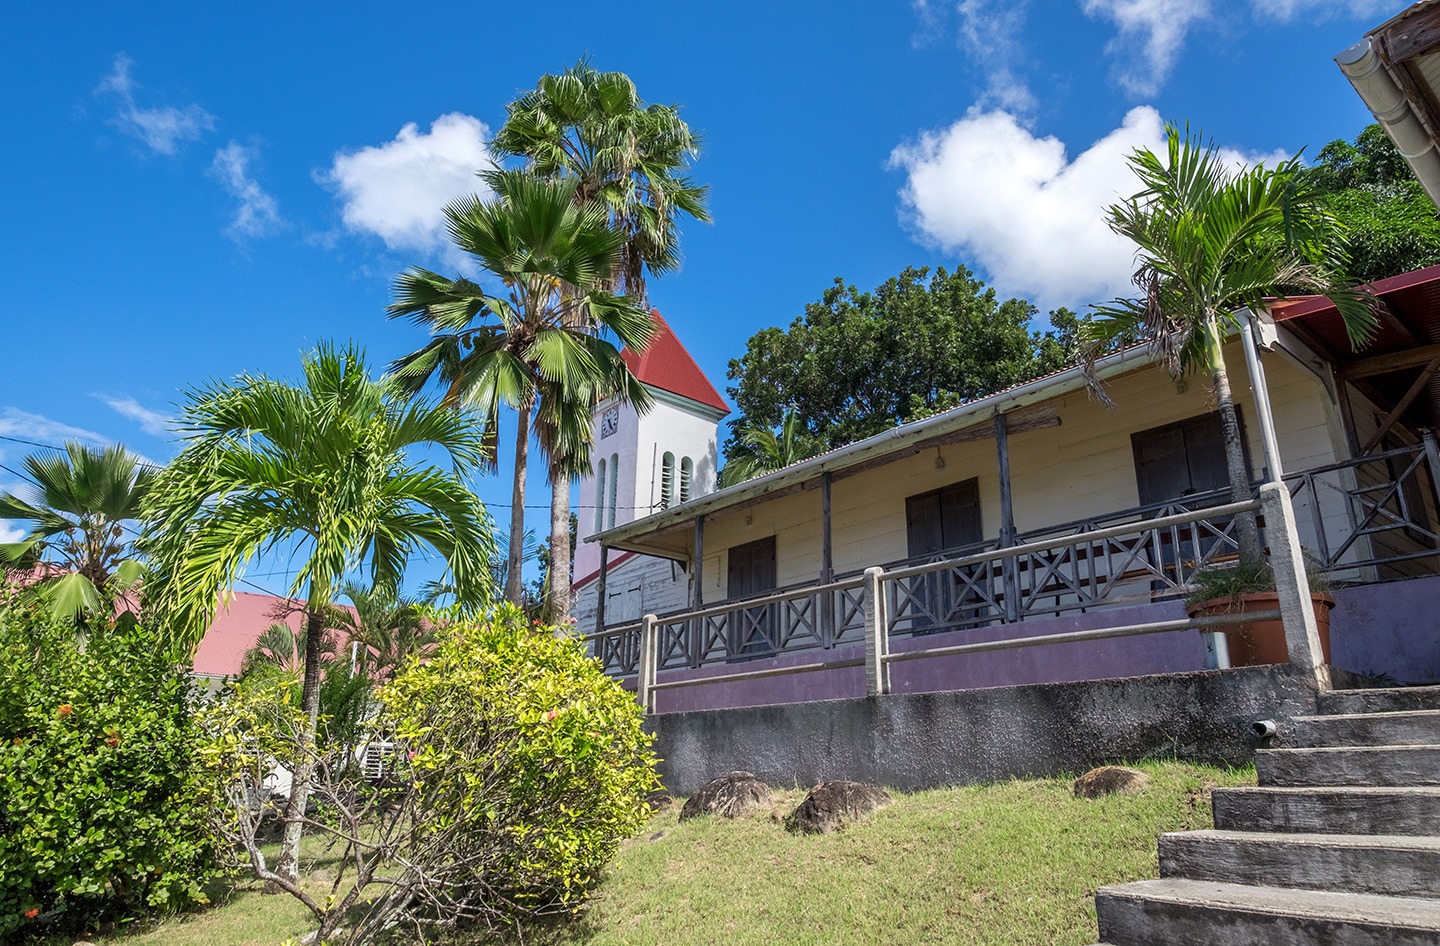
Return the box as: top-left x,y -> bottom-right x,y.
785,780 -> 892,834
646,790 -> 675,813
678,771 -> 773,821
1073,765 -> 1150,799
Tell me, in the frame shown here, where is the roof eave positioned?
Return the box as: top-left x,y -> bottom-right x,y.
587,345 -> 1155,550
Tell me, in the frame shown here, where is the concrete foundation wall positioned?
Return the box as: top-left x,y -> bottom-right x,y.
650,665 -> 1321,795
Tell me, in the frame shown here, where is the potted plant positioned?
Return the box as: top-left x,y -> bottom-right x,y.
1185,559 -> 1334,666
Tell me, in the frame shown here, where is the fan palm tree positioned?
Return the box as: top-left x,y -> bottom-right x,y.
719,414 -> 824,487
142,342 -> 494,886
1088,125 -> 1377,565
0,442 -> 152,621
490,62 -> 709,618
388,174 -> 653,605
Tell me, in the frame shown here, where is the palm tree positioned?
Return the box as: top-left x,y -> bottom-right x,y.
719,414 -> 824,487
330,581 -> 434,679
1088,125 -> 1377,565
241,621 -> 338,677
490,62 -> 709,617
142,342 -> 494,887
388,174 -> 653,605
0,442 -> 152,621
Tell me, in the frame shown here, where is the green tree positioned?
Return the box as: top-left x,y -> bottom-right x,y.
0,443 -> 152,622
719,414 -> 824,487
330,580 -> 434,679
724,265 -> 1078,463
142,342 -> 495,886
490,60 -> 709,618
0,613 -> 222,938
1088,124 -> 1376,565
1307,123 -> 1440,283
388,174 -> 653,606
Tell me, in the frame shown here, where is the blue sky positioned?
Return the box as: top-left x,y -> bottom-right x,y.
0,0 -> 1400,595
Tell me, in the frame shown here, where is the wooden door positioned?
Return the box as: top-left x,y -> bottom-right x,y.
905,478 -> 983,632
726,536 -> 777,657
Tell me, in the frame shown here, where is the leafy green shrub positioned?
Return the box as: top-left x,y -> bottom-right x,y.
377,605 -> 659,923
0,610 -> 223,939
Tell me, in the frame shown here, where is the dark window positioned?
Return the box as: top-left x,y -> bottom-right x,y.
904,478 -> 985,633
905,478 -> 983,558
1132,411 -> 1248,508
726,536 -> 777,658
1132,412 -> 1250,588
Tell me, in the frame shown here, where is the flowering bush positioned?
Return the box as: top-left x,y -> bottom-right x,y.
0,611 -> 223,939
376,605 -> 660,922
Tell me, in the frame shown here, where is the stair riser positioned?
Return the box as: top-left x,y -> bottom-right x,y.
1159,835 -> 1440,899
1257,747 -> 1440,787
1288,715 -> 1440,748
1319,690 -> 1440,715
1213,790 -> 1440,835
1097,894 -> 1440,946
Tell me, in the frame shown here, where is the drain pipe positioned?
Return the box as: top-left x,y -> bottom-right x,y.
1336,38 -> 1440,208
1251,719 -> 1278,739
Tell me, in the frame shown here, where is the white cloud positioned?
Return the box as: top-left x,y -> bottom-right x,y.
95,54 -> 216,155
322,113 -> 496,262
1081,0 -> 1211,97
957,0 -> 1037,114
1252,0 -> 1394,19
0,408 -> 108,449
98,396 -> 171,437
0,525 -> 24,544
890,106 -> 1283,312
209,142 -> 284,239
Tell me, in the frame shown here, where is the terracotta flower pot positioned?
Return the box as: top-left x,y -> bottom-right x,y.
1186,592 -> 1335,666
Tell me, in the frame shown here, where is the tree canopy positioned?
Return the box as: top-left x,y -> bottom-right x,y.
1307,123 -> 1440,284
722,265 -> 1080,470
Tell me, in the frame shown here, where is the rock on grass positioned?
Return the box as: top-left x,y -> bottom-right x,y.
785,781 -> 892,834
1073,765 -> 1151,798
679,771 -> 773,821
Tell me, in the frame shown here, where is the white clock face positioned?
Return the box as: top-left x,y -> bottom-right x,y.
600,407 -> 619,439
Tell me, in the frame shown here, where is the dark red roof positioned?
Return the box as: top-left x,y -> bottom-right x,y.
621,310 -> 729,415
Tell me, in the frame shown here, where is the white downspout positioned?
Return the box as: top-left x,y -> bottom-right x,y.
1336,37 -> 1440,207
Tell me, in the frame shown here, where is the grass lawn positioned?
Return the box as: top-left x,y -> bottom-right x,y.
84,760 -> 1252,946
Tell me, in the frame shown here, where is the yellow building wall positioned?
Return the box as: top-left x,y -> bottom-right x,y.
696,340 -> 1349,606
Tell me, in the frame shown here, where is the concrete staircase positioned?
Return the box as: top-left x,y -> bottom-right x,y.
1089,685 -> 1440,945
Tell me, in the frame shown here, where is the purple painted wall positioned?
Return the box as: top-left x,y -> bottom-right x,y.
1328,575 -> 1440,685
650,601 -> 1205,714
640,574 -> 1440,712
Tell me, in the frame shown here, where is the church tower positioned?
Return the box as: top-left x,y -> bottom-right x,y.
572,310 -> 728,630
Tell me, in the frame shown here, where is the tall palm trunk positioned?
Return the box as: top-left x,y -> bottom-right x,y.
548,472 -> 572,621
506,401 -> 533,603
272,606 -> 325,888
1205,317 -> 1263,566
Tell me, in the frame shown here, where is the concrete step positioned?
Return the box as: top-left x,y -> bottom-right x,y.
1213,786 -> 1440,835
1096,879 -> 1440,946
1257,746 -> 1440,787
1159,829 -> 1440,899
1287,709 -> 1440,748
1320,685 -> 1440,716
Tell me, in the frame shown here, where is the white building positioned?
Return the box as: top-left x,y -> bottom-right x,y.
571,310 -> 729,634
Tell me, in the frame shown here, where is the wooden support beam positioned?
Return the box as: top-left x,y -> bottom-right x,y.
1361,356 -> 1440,454
994,411 -> 1020,623
820,472 -> 835,645
1339,342 -> 1440,380
691,515 -> 705,610
594,546 -> 609,636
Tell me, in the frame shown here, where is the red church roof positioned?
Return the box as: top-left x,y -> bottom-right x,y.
621,310 -> 729,415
